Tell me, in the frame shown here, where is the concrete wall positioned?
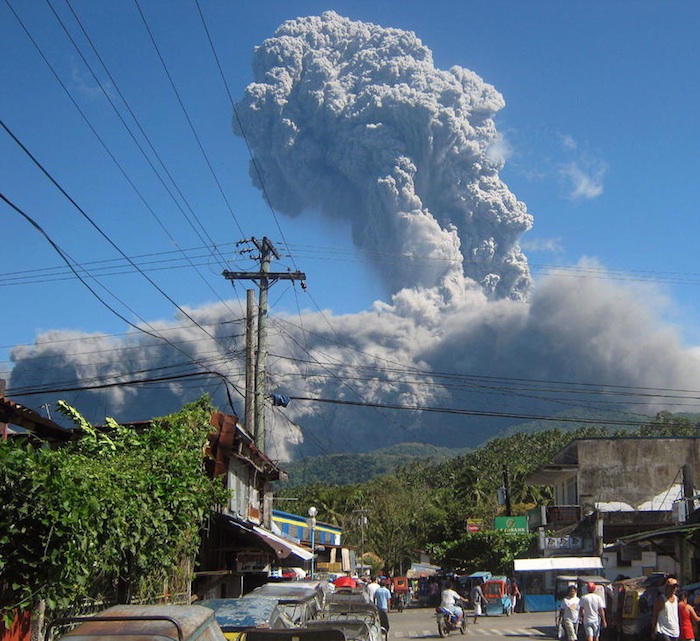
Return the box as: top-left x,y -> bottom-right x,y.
555,438 -> 700,510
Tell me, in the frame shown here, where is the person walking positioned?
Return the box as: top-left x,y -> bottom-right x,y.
558,584 -> 581,641
374,579 -> 392,632
579,582 -> 607,641
471,578 -> 485,624
367,576 -> 380,601
509,578 -> 522,614
678,591 -> 700,641
651,577 -> 680,641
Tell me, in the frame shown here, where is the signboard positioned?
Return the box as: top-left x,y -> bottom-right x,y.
466,518 -> 483,533
236,553 -> 271,573
544,535 -> 583,550
494,516 -> 528,534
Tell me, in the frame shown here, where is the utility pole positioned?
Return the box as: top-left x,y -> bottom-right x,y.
353,507 -> 368,576
503,466 -> 513,515
245,289 -> 255,432
223,237 -> 305,451
0,379 -> 7,441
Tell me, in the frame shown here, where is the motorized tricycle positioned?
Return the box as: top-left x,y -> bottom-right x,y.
483,576 -> 513,616
435,607 -> 467,637
392,576 -> 410,612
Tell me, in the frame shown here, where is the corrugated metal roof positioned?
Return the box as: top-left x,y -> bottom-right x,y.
0,396 -> 73,440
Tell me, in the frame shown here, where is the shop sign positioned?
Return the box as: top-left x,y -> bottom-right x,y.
466,518 -> 483,533
236,553 -> 271,573
494,516 -> 529,534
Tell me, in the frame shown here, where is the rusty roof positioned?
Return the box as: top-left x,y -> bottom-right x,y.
0,396 -> 73,441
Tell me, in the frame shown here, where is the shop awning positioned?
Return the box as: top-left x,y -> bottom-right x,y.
514,557 -> 603,572
218,513 -> 314,562
251,525 -> 314,561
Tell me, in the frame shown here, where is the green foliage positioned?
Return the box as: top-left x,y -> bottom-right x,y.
0,396 -> 228,621
428,531 -> 536,575
280,414 -> 700,579
639,412 -> 699,437
278,442 -> 467,487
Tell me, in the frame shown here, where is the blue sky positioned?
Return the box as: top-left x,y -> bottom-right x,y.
2,1 -> 700,406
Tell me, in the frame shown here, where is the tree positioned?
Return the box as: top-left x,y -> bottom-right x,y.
428,531 -> 536,575
362,475 -> 436,575
0,396 -> 228,623
639,412 -> 699,437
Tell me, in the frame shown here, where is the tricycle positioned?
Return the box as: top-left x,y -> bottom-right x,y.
482,576 -> 513,616
391,576 -> 410,612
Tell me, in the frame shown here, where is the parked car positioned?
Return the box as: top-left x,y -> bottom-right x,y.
322,599 -> 386,641
198,598 -> 293,639
200,582 -> 326,637
49,605 -> 226,641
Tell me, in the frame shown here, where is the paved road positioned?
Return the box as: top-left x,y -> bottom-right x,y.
385,608 -> 556,639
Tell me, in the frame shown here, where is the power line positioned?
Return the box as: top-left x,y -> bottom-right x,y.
1,190 -> 244,412
286,394 -> 654,428
133,0 -> 246,239
8,370 -> 232,397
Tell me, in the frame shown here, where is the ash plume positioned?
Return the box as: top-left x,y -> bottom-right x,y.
234,11 -> 533,303
7,13 -> 700,462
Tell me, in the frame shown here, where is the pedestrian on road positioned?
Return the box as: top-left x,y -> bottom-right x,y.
367,576 -> 380,601
678,591 -> 700,641
579,582 -> 607,641
471,578 -> 485,624
557,585 -> 580,641
651,577 -> 680,641
374,579 -> 392,631
510,577 -> 522,614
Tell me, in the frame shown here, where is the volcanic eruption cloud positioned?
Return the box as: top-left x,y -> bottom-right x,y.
8,12 -> 700,460
235,12 -> 533,304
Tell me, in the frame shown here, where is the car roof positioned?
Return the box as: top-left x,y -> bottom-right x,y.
56,605 -> 223,641
197,599 -> 280,631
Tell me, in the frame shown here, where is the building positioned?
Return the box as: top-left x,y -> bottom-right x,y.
524,437 -> 700,586
271,510 -> 351,576
195,412 -> 313,598
0,393 -> 73,442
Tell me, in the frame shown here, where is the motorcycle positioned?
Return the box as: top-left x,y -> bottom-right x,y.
435,607 -> 467,637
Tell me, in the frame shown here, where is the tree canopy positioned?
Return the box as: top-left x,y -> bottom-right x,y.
0,397 -> 228,624
278,415 -> 700,575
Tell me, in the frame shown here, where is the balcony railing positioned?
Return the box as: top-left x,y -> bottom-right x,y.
546,505 -> 581,524
527,505 -> 582,528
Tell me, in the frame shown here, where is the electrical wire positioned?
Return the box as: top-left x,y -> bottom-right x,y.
1,190 -> 245,413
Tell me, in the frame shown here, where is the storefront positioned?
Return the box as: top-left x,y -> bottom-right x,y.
513,556 -> 603,612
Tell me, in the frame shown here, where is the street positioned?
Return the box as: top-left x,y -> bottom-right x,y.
385,608 -> 555,639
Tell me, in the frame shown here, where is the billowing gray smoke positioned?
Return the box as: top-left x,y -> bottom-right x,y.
234,11 -> 533,303
7,13 -> 700,462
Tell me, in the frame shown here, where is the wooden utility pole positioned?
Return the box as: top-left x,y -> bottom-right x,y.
223,237 -> 305,451
245,289 -> 256,433
0,379 -> 6,441
503,466 -> 513,515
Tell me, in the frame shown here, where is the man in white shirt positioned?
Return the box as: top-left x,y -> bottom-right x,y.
366,577 -> 380,600
651,577 -> 680,641
579,582 -> 607,641
558,585 -> 581,641
441,582 -> 464,623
